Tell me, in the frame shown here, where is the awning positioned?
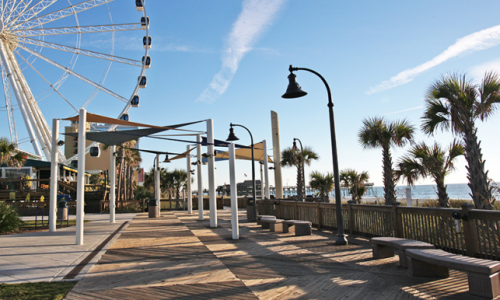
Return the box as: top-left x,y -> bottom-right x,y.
64,127 -> 171,146
201,137 -> 250,149
203,142 -> 273,163
166,147 -> 196,162
63,112 -> 203,130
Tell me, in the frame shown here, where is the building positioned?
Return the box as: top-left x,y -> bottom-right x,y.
64,121 -> 139,174
217,180 -> 262,197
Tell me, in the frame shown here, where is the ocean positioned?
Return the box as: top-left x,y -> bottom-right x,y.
276,183 -> 492,200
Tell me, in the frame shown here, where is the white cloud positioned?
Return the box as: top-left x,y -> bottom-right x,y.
367,25 -> 500,95
383,105 -> 423,116
469,57 -> 500,82
196,0 -> 286,103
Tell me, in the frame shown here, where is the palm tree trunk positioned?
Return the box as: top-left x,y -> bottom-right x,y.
382,145 -> 396,205
127,166 -> 131,200
463,126 -> 494,209
296,164 -> 304,201
435,178 -> 450,207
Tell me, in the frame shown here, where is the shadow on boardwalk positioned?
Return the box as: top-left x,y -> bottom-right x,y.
66,211 -> 492,300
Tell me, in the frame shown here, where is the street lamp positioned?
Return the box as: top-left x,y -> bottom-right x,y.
282,64 -> 347,245
292,138 -> 305,201
227,123 -> 257,221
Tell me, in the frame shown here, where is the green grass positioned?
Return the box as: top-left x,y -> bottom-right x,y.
0,282 -> 77,300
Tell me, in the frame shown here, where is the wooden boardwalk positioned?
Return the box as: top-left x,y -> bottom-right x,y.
66,210 -> 493,299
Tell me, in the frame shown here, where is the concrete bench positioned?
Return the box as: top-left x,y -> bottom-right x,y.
261,218 -> 284,232
283,220 -> 302,233
257,215 -> 275,225
294,221 -> 312,236
406,249 -> 500,299
371,237 -> 435,268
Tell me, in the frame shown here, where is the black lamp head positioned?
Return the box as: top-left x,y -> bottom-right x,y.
226,126 -> 239,141
292,139 -> 298,151
282,69 -> 307,99
163,154 -> 170,163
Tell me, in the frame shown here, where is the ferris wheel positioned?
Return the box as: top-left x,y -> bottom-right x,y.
0,0 -> 151,163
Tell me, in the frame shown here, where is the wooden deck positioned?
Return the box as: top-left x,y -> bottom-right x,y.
66,210 -> 494,299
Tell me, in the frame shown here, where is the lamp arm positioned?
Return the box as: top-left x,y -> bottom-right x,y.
290,66 -> 333,108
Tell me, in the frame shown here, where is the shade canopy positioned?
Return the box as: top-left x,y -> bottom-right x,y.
201,137 -> 250,149
202,142 -> 273,163
64,127 -> 170,146
63,114 -> 204,146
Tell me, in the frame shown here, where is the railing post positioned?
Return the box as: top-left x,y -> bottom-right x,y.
317,202 -> 322,230
347,200 -> 355,235
392,202 -> 402,238
461,203 -> 479,257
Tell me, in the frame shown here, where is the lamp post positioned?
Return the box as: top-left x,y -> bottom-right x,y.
292,137 -> 305,201
282,65 -> 347,245
227,123 -> 257,221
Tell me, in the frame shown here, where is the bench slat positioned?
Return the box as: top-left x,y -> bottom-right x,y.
406,249 -> 500,275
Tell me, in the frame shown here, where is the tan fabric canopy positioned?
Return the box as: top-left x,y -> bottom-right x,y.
214,142 -> 273,163
64,112 -> 173,129
166,147 -> 196,162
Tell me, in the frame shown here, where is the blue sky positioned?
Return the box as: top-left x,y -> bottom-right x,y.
4,0 -> 500,189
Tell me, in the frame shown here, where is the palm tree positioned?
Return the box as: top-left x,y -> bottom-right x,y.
309,171 -> 334,202
281,146 -> 319,201
0,137 -> 25,167
358,117 -> 415,205
422,72 -> 500,209
396,141 -> 465,207
339,169 -> 370,204
171,169 -> 187,199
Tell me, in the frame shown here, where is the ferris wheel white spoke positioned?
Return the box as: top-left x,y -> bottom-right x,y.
5,0 -> 43,26
15,49 -> 78,113
6,0 -> 58,27
9,49 -> 54,157
18,37 -> 142,66
12,0 -> 114,31
12,23 -> 142,37
1,62 -> 19,146
2,0 -> 16,21
18,44 -> 129,103
4,0 -> 32,24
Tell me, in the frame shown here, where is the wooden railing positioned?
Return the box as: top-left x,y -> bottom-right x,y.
258,199 -> 500,260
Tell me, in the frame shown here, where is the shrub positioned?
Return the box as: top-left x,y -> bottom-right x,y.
0,201 -> 24,233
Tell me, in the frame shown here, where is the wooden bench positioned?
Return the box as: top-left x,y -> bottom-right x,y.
261,218 -> 284,232
283,220 -> 302,233
257,215 -> 275,225
406,249 -> 500,299
294,221 -> 312,236
371,237 -> 435,267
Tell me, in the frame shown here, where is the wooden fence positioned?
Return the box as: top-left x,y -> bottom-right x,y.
257,199 -> 500,260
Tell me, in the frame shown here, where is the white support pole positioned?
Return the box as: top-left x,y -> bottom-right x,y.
260,163 -> 264,200
155,154 -> 160,214
207,119 -> 217,227
263,140 -> 270,199
49,118 -> 59,232
229,143 -> 239,239
406,185 -> 412,207
196,135 -> 203,220
0,42 -> 43,157
76,108 -> 86,245
187,145 -> 192,214
271,111 -> 283,198
110,145 -> 116,223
